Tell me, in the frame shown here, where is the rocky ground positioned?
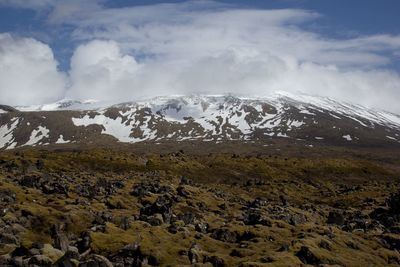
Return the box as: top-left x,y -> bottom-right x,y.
0,144 -> 400,266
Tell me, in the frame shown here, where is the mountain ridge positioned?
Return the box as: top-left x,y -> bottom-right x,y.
1,92 -> 400,150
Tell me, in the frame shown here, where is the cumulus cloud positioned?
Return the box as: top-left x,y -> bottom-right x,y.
0,33 -> 65,105
68,40 -> 139,101
1,1 -> 400,113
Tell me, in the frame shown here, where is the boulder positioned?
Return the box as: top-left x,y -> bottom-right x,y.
54,254 -> 75,267
11,246 -> 29,257
195,222 -> 208,233
387,191 -> 400,214
110,242 -> 145,267
177,186 -> 190,198
79,254 -> 113,267
146,214 -> 164,226
51,224 -> 69,252
28,255 -> 53,267
140,195 -> 173,224
178,212 -> 196,225
77,231 -> 92,254
0,189 -> 16,204
296,246 -> 320,265
327,211 -> 345,226
18,175 -> 41,188
203,255 -> 225,267
40,243 -> 64,262
211,229 -> 238,243
0,232 -> 18,245
180,176 -> 193,185
289,213 -> 307,226
188,243 -> 201,264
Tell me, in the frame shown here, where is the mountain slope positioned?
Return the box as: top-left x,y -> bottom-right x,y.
1,92 -> 400,150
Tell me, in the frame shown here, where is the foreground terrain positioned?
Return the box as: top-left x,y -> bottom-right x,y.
0,143 -> 400,266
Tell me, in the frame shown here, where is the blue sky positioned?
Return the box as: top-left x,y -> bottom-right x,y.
0,0 -> 399,112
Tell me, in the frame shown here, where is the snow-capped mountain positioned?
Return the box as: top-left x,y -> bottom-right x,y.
15,99 -> 105,112
1,92 -> 400,150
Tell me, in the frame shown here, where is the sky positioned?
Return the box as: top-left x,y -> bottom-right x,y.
0,0 -> 400,113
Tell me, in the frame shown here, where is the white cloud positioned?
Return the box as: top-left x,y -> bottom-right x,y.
67,2 -> 399,69
68,40 -> 139,101
1,1 -> 400,113
0,33 -> 66,105
65,39 -> 400,114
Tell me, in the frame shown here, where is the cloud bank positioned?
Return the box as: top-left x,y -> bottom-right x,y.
0,1 -> 400,113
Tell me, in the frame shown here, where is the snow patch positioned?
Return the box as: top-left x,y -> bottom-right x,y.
73,114 -> 136,142
24,126 -> 50,146
299,110 -> 315,115
277,133 -> 289,138
56,135 -> 70,144
342,134 -> 352,141
0,117 -> 20,149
